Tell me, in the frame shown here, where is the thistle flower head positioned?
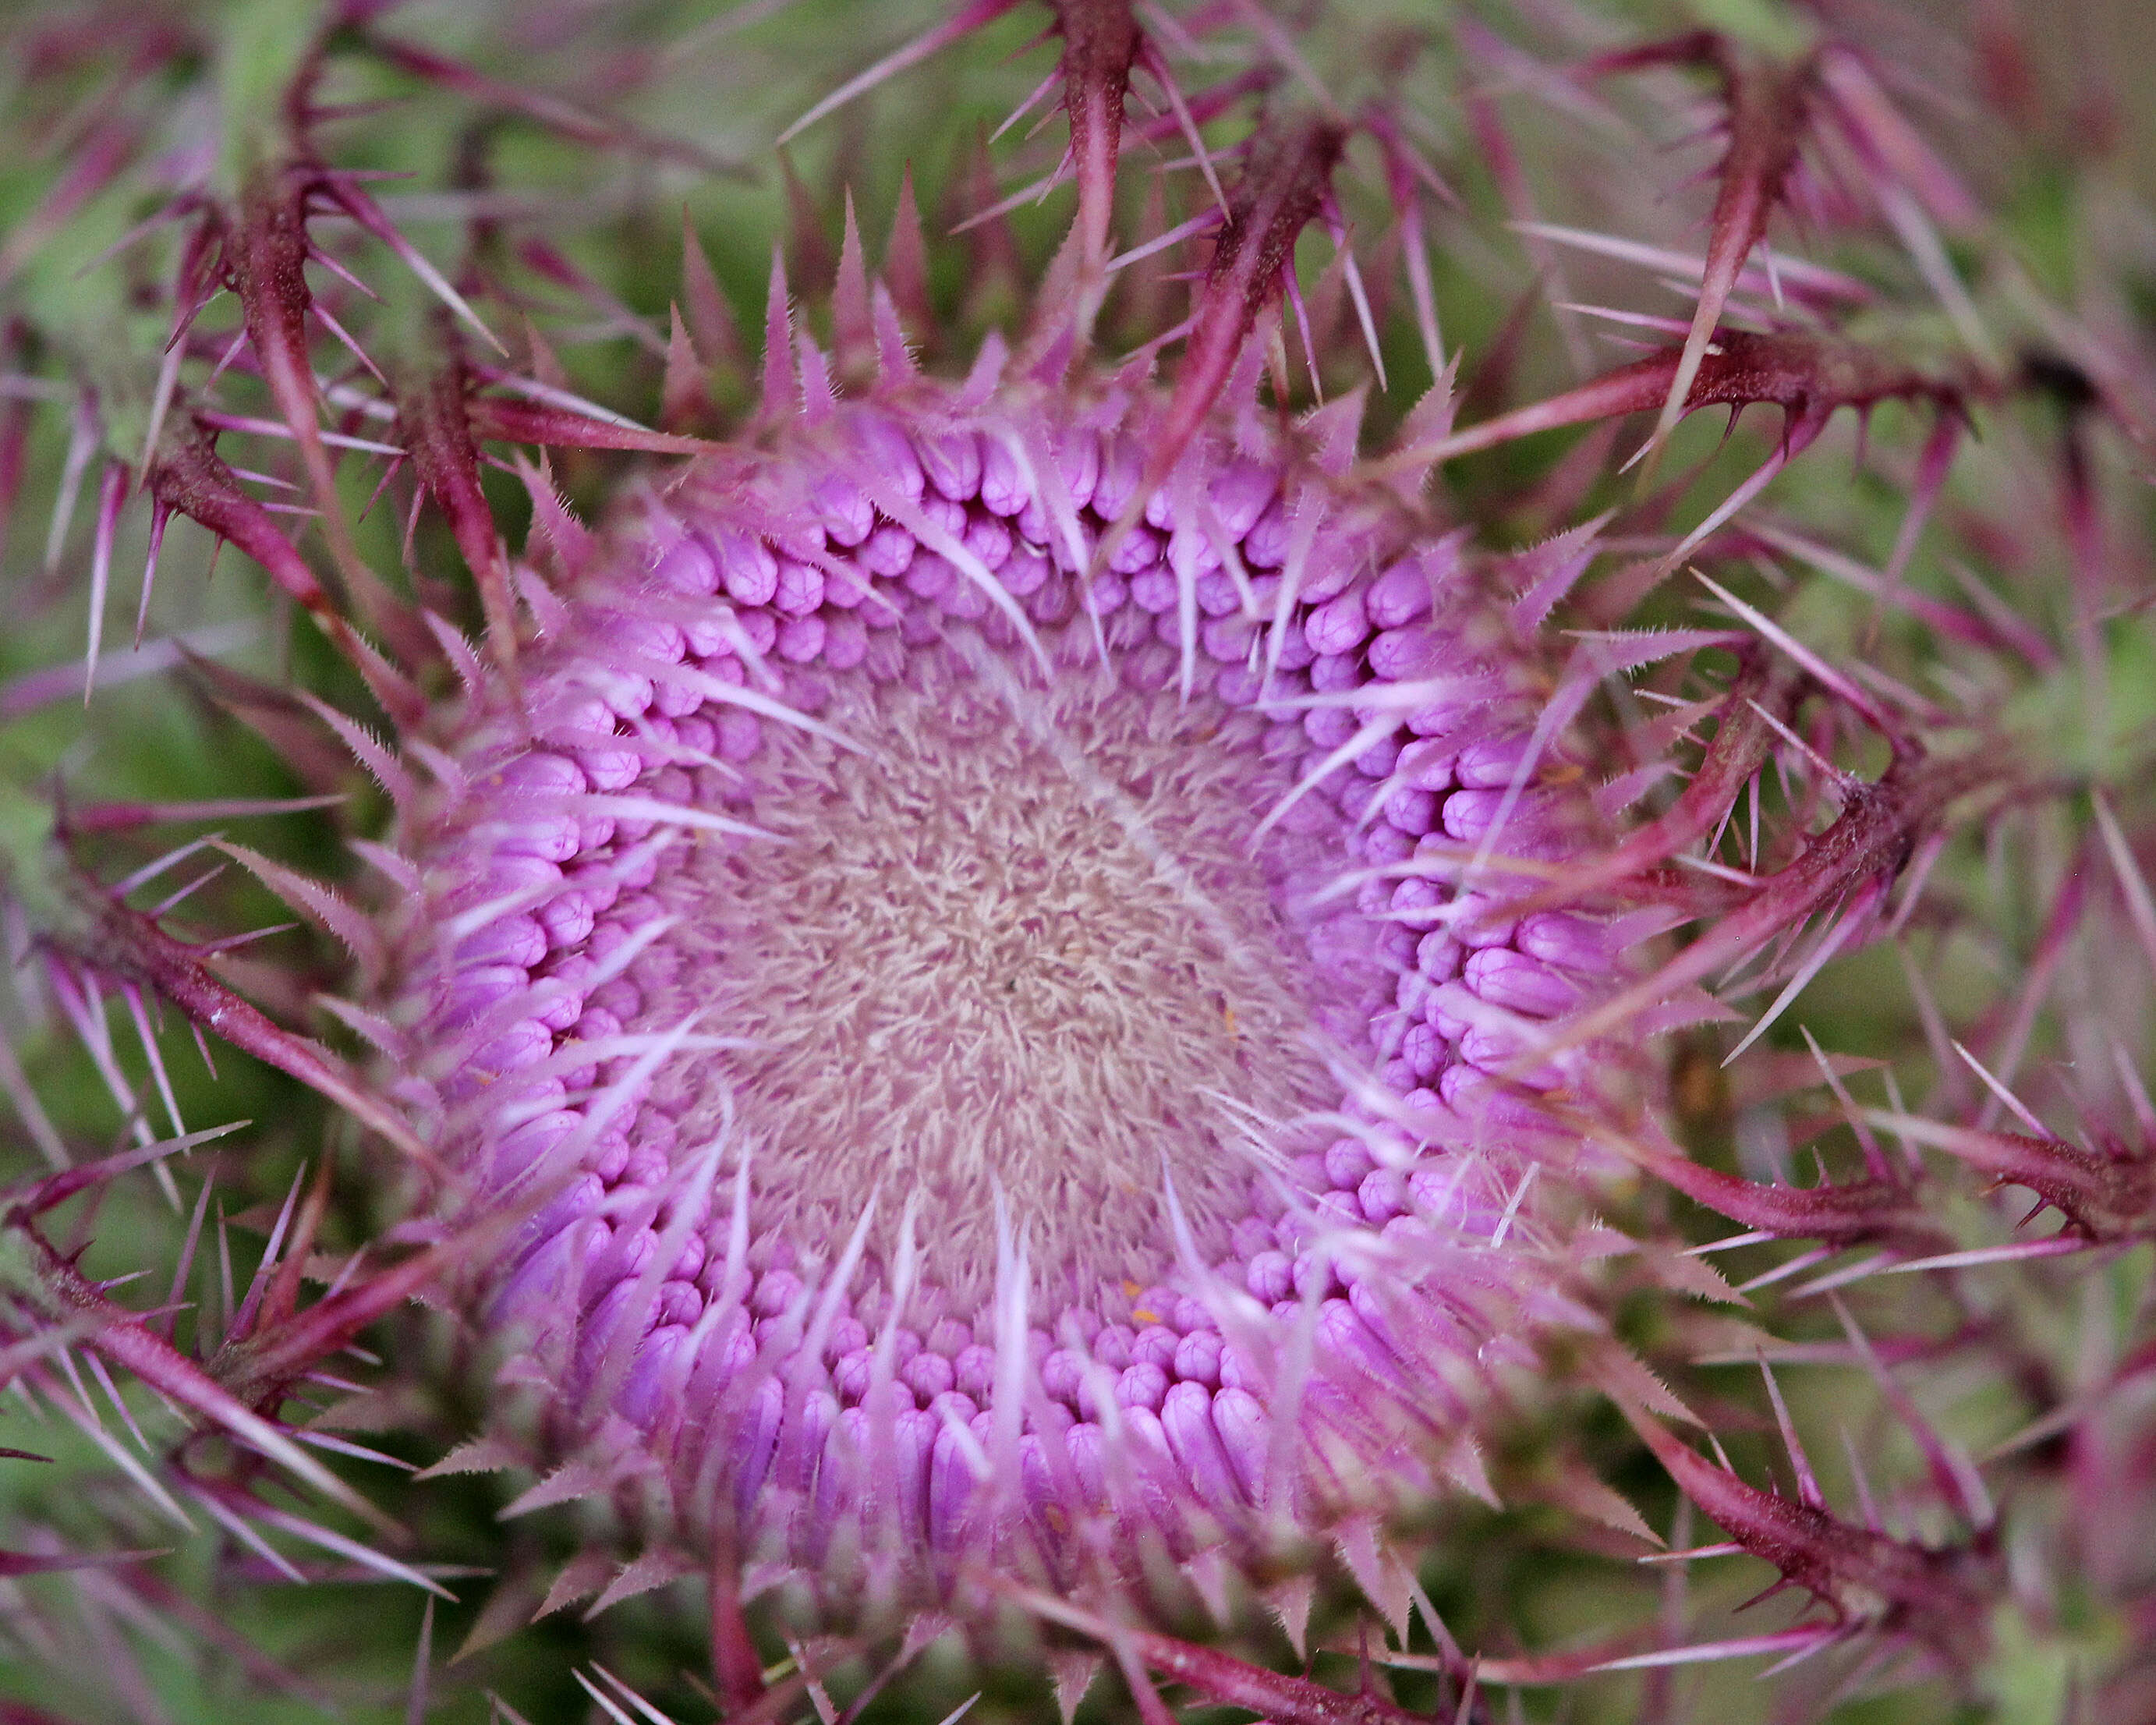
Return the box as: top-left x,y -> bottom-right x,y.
373,293 -> 1647,1634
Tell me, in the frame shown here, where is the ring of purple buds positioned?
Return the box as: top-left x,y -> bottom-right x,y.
375,335 -> 1645,1624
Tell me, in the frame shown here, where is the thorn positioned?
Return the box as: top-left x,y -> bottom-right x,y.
44,390 -> 100,579
886,164 -> 933,338
1828,1295 -> 1995,1529
406,1596 -> 436,1725
320,175 -> 504,353
1756,1351 -> 1824,1508
1591,42 -> 1818,485
1951,1040 -> 2048,1137
660,304 -> 709,434
832,190 -> 873,380
679,209 -> 745,380
2093,792 -> 2156,985
82,462 -> 129,707
776,0 -> 1026,147
758,243 -> 797,423
1054,0 -> 1143,296
1693,569 -> 1900,737
230,172 -> 428,664
1105,109 -> 1346,572
396,355 -> 526,675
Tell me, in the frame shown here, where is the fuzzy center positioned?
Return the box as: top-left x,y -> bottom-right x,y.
642,631 -> 1343,1298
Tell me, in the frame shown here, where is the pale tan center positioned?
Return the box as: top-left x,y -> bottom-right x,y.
642,634 -> 1346,1300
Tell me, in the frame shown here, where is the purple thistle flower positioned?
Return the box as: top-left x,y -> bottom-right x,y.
373,299 -> 1645,1634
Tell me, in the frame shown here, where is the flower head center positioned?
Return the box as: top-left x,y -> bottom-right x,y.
640,629 -> 1340,1298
